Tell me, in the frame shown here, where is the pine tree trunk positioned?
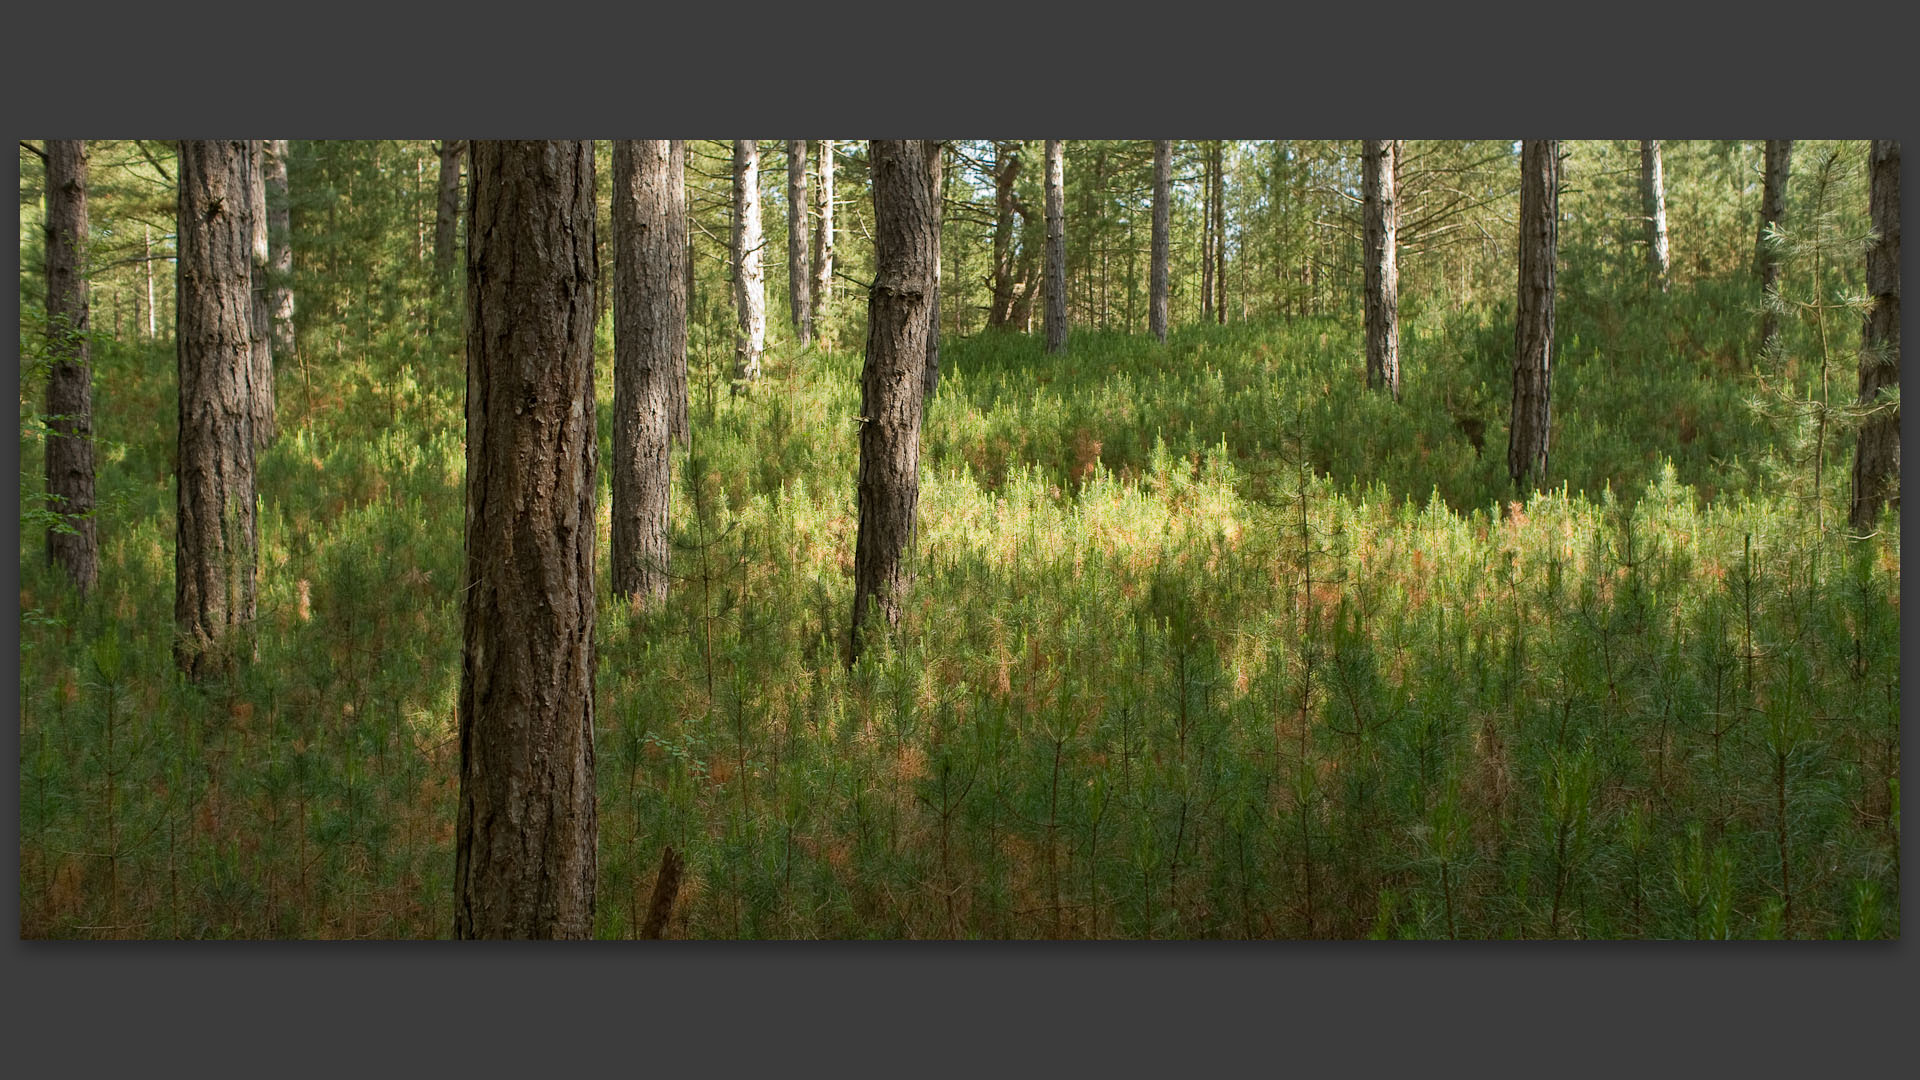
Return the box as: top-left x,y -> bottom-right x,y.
1509,139 -> 1558,490
455,140 -> 599,940
434,140 -> 466,285
261,140 -> 295,361
1363,139 -> 1401,400
811,139 -> 834,346
1150,139 -> 1171,344
247,140 -> 275,449
1213,140 -> 1227,326
989,141 -> 1022,330
850,140 -> 936,664
1640,139 -> 1670,290
1044,139 -> 1067,355
1010,191 -> 1041,332
1850,139 -> 1900,531
44,139 -> 97,595
924,140 -> 943,401
1201,144 -> 1215,322
732,139 -> 765,388
788,140 -> 811,346
612,140 -> 687,606
174,140 -> 259,681
1757,139 -> 1793,357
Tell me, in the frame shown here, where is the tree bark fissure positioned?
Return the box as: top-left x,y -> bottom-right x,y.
1150,139 -> 1171,344
1849,139 -> 1900,530
1363,139 -> 1401,400
44,139 -> 98,594
1508,139 -> 1558,490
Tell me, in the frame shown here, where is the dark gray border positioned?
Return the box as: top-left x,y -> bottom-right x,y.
6,3 -> 1913,1077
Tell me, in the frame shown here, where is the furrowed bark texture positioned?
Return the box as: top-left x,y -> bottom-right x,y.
435,140 -> 466,283
1363,139 -> 1401,400
1850,139 -> 1900,530
1508,139 -> 1558,489
174,140 -> 259,680
261,140 -> 295,360
1150,139 -> 1171,344
732,139 -> 765,387
612,140 -> 686,605
988,141 -> 1023,330
455,140 -> 599,940
811,139 -> 834,344
1044,139 -> 1067,354
787,139 -> 811,345
850,140 -> 935,664
1757,140 -> 1793,356
247,141 -> 275,449
1640,139 -> 1670,289
924,139 -> 943,400
44,139 -> 98,594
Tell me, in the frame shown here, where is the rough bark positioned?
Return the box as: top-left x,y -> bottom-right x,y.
246,141 -> 275,449
1043,139 -> 1067,355
174,140 -> 259,681
434,139 -> 466,285
44,139 -> 98,595
1757,140 -> 1793,357
1508,140 -> 1558,490
1212,140 -> 1227,325
261,140 -> 295,360
612,140 -> 687,606
988,141 -> 1024,330
1150,139 -> 1171,344
732,139 -> 765,388
787,140 -> 811,346
850,140 -> 936,664
924,139 -> 943,401
1850,139 -> 1900,531
1009,192 -> 1042,332
1363,139 -> 1401,400
454,140 -> 600,940
811,139 -> 834,345
1640,139 -> 1670,290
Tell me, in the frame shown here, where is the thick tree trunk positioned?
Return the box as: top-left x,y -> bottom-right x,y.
1508,140 -> 1558,490
1757,139 -> 1793,357
1363,139 -> 1401,400
434,140 -> 466,285
1850,139 -> 1900,531
988,141 -> 1023,330
612,140 -> 687,606
44,140 -> 98,595
787,140 -> 811,346
455,141 -> 599,940
1212,140 -> 1227,325
1150,139 -> 1171,344
1640,139 -> 1670,290
1010,193 -> 1042,332
732,139 -> 765,388
810,139 -> 834,346
1044,139 -> 1067,355
261,140 -> 295,360
850,140 -> 936,664
247,140 -> 275,449
174,140 -> 259,680
924,140 -> 943,400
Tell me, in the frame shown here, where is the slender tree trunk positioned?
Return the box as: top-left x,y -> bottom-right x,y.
1757,139 -> 1793,357
612,140 -> 687,606
1509,139 -> 1558,490
1640,139 -> 1670,291
44,140 -> 98,595
811,139 -> 834,346
787,139 -> 811,346
850,140 -> 936,664
1044,139 -> 1067,355
924,139 -> 943,401
434,140 -> 466,285
1150,139 -> 1171,344
1850,139 -> 1900,531
261,140 -> 295,361
673,179 -> 692,446
1213,140 -> 1227,325
455,140 -> 599,940
174,140 -> 259,681
989,141 -> 1023,330
1363,139 -> 1401,400
247,140 -> 275,449
1010,192 -> 1043,332
1201,144 -> 1215,323
144,224 -> 157,339
732,139 -> 765,389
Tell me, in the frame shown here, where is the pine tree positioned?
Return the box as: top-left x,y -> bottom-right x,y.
1849,139 -> 1900,531
43,139 -> 98,595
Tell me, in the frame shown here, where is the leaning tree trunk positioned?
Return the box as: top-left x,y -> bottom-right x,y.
1150,139 -> 1171,344
174,140 -> 259,681
1363,139 -> 1401,400
44,140 -> 97,595
988,141 -> 1022,330
455,140 -> 599,940
1043,139 -> 1067,355
924,139 -> 943,401
811,139 -> 834,346
434,139 -> 466,286
1850,139 -> 1901,531
1757,139 -> 1793,358
261,140 -> 295,361
246,140 -> 275,449
732,139 -> 765,389
787,140 -> 811,346
1010,194 -> 1042,332
1640,139 -> 1670,291
612,140 -> 687,606
850,140 -> 937,665
1509,139 -> 1558,490
1212,140 -> 1227,325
